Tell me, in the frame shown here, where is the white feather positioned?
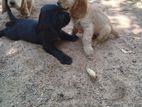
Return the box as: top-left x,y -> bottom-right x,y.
86,68 -> 97,80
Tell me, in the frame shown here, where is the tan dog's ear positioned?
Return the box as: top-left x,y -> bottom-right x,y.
71,0 -> 87,19
20,0 -> 27,10
20,0 -> 30,17
2,0 -> 7,13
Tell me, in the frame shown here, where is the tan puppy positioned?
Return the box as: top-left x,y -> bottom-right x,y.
2,0 -> 34,17
57,0 -> 119,57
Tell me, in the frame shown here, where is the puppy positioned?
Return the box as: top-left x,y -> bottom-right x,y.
2,0 -> 34,17
57,0 -> 119,57
0,0 -> 78,64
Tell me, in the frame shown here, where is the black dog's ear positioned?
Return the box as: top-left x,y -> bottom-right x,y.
38,9 -> 56,31
37,14 -> 50,33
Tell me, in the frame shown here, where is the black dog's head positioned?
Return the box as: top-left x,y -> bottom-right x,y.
38,4 -> 70,30
55,10 -> 70,28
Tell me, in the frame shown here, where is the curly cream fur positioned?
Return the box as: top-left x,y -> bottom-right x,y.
58,0 -> 119,57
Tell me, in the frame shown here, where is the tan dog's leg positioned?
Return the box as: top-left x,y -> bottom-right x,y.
72,26 -> 78,35
72,20 -> 80,35
93,26 -> 111,47
82,24 -> 94,57
27,0 -> 34,15
20,0 -> 30,17
111,28 -> 119,38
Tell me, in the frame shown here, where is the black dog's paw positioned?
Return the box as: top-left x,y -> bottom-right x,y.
60,34 -> 79,42
59,31 -> 79,42
43,46 -> 72,65
59,55 -> 72,65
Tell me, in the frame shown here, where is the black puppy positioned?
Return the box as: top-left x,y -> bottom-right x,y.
0,0 -> 78,64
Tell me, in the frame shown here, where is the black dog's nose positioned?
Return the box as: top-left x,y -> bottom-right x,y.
10,1 -> 15,6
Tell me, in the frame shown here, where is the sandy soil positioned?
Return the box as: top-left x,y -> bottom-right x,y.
0,0 -> 142,107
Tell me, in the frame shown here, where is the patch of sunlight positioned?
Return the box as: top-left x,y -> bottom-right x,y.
134,2 -> 142,8
89,0 -> 96,3
109,14 -> 142,35
133,36 -> 141,40
6,48 -> 17,55
0,6 -> 2,13
100,0 -> 125,7
109,15 -> 132,29
132,24 -> 142,34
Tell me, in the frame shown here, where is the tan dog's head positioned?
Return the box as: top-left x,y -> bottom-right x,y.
7,0 -> 22,9
57,0 -> 87,19
57,0 -> 75,10
2,0 -> 23,13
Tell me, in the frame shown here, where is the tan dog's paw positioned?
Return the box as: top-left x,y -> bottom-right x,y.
111,29 -> 119,38
84,47 -> 94,58
21,10 -> 30,18
23,14 -> 30,18
93,40 -> 98,48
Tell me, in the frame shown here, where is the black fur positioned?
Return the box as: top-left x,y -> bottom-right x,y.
0,0 -> 79,64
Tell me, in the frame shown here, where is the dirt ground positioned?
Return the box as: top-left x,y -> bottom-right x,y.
0,0 -> 142,107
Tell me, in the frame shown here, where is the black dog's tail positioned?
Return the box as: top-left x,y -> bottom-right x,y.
5,0 -> 17,21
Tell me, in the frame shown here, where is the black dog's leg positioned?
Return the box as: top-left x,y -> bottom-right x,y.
59,30 -> 79,42
1,28 -> 20,40
43,44 -> 72,64
40,31 -> 72,64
